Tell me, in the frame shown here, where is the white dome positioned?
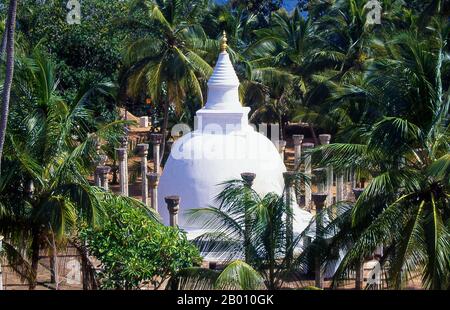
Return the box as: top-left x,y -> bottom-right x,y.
158,46 -> 311,234
158,127 -> 286,229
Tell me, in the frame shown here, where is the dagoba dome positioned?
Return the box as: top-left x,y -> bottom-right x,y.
158,35 -> 310,235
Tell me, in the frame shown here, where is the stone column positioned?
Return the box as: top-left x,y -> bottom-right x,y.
302,143 -> 315,208
319,134 -> 333,206
292,135 -> 304,169
165,196 -> 180,227
353,188 -> 365,289
336,172 -> 344,202
147,172 -> 159,213
241,172 -> 256,187
283,171 -> 296,263
276,140 -> 287,162
241,172 -> 256,264
96,166 -> 111,191
116,148 -> 129,196
120,131 -> 129,187
312,193 -> 327,289
150,133 -> 163,175
93,140 -> 101,186
137,144 -> 149,206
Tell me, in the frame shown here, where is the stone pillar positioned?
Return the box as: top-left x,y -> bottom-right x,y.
241,172 -> 256,187
276,140 -> 287,162
241,172 -> 256,263
96,166 -> 111,191
116,148 -> 129,196
165,196 -> 180,227
312,193 -> 327,289
319,134 -> 333,206
137,144 -> 149,206
302,143 -> 315,208
336,172 -> 344,202
93,140 -> 101,186
292,135 -> 304,169
140,116 -> 149,128
147,172 -> 160,213
283,172 -> 296,263
352,188 -> 365,289
150,133 -> 163,175
351,168 -> 357,189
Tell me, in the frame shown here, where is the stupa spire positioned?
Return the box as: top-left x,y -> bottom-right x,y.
220,31 -> 228,52
204,31 -> 241,110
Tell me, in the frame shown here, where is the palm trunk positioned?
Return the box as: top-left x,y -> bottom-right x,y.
159,100 -> 170,164
355,260 -> 364,290
0,0 -> 18,174
30,229 -> 40,290
309,123 -> 319,146
72,241 -> 98,290
49,233 -> 58,289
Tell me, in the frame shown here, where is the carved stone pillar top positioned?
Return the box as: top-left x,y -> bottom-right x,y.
137,144 -> 149,157
241,172 -> 256,187
149,133 -> 163,145
293,135 -> 305,146
312,193 -> 327,208
96,165 -> 111,175
116,148 -> 127,161
353,188 -> 365,200
319,134 -> 332,145
302,142 -> 315,149
147,172 -> 160,186
283,171 -> 297,187
96,166 -> 111,182
165,196 -> 180,214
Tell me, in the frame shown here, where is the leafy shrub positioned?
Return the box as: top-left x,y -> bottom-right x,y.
81,203 -> 201,290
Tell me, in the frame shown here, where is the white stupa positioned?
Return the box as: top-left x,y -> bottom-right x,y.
158,34 -> 312,237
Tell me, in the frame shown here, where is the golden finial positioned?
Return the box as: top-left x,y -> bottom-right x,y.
220,30 -> 228,52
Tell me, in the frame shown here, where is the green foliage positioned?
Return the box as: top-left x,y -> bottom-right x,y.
0,0 -> 449,291
172,260 -> 264,290
7,0 -> 132,89
187,174 -> 308,290
81,201 -> 201,290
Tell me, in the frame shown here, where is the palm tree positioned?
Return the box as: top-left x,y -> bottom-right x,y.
250,8 -> 343,142
307,24 -> 450,289
0,0 -> 18,173
187,177 -> 308,290
0,51 -> 146,289
172,260 -> 264,290
122,0 -> 213,161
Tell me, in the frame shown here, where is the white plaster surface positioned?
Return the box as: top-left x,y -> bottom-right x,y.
158,49 -> 313,237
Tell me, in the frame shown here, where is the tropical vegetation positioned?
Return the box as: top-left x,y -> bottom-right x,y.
0,0 -> 448,290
